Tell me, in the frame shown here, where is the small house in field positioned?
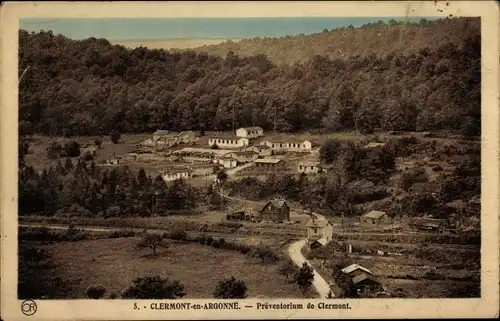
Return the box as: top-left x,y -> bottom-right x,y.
254,158 -> 286,171
228,150 -> 259,164
298,160 -> 326,174
360,210 -> 392,225
208,135 -> 249,149
351,273 -> 384,295
153,129 -> 170,142
259,200 -> 290,223
341,264 -> 373,278
161,167 -> 193,182
306,217 -> 333,248
260,140 -> 312,152
217,157 -> 238,169
227,211 -> 246,221
409,217 -> 448,233
236,126 -> 264,139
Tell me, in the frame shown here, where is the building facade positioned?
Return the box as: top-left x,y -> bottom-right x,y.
259,200 -> 290,222
208,136 -> 249,149
360,210 -> 392,225
236,126 -> 264,139
260,140 -> 312,152
306,217 -> 333,246
161,167 -> 192,182
298,161 -> 326,174
254,158 -> 286,171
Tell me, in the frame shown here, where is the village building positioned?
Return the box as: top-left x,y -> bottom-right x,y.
363,142 -> 387,149
217,157 -> 238,169
341,264 -> 373,278
409,217 -> 448,233
161,167 -> 193,182
189,164 -> 223,177
351,273 -> 384,295
254,158 -> 286,171
171,147 -> 232,163
360,210 -> 392,225
236,126 -> 264,139
208,135 -> 250,149
298,160 -> 326,174
227,150 -> 259,164
306,217 -> 333,248
259,200 -> 290,223
242,145 -> 273,157
259,140 -> 312,152
104,156 -> 121,165
227,210 -> 260,222
152,130 -> 197,151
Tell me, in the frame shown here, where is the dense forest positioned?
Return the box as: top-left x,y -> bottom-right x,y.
19,17 -> 480,137
184,18 -> 480,65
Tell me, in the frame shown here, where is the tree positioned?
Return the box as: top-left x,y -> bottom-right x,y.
213,276 -> 248,299
46,142 -> 62,159
216,169 -> 228,184
294,262 -> 315,295
319,139 -> 342,164
86,284 -> 106,299
61,141 -> 81,157
278,258 -> 298,282
136,233 -> 167,255
122,276 -> 186,299
110,130 -> 121,144
94,137 -> 102,149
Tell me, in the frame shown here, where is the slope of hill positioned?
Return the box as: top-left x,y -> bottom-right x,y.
18,18 -> 480,137
184,18 -> 480,65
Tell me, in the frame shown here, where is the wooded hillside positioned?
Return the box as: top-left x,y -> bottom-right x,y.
184,18 -> 480,65
19,16 -> 480,137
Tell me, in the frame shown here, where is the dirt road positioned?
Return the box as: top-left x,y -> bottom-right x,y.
288,239 -> 332,298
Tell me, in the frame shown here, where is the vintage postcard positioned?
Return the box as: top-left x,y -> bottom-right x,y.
1,1 -> 499,320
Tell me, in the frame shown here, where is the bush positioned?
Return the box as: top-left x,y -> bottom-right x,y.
110,130 -> 121,144
86,285 -> 106,299
169,229 -> 187,241
122,276 -> 186,299
206,236 -> 214,246
47,142 -> 62,159
108,230 -> 136,238
399,168 -> 429,191
61,141 -> 81,157
213,276 -> 247,299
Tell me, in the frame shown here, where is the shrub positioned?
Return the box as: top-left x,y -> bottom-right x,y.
86,285 -> 106,299
122,276 -> 185,299
206,236 -> 214,246
108,230 -> 136,238
110,130 -> 121,144
213,276 -> 247,299
46,142 -> 62,159
169,230 -> 187,241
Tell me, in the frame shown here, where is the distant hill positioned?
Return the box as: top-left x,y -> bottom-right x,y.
112,38 -> 242,50
181,18 -> 480,65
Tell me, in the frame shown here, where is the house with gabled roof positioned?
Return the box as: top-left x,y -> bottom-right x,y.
306,216 -> 333,248
236,126 -> 264,139
259,200 -> 290,223
360,210 -> 392,225
341,264 -> 373,278
208,135 -> 249,149
259,139 -> 312,152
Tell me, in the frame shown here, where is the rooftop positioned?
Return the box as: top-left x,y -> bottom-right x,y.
341,264 -> 373,276
254,158 -> 283,164
306,218 -> 330,228
362,210 -> 387,219
162,167 -> 192,174
232,150 -> 259,156
299,160 -> 321,166
239,126 -> 263,131
352,273 -> 381,285
154,130 -> 169,135
311,238 -> 329,246
209,134 -> 246,140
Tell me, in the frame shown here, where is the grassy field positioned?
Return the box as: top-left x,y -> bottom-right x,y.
39,237 -> 303,299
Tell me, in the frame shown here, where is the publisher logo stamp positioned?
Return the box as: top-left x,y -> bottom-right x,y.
21,300 -> 37,316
